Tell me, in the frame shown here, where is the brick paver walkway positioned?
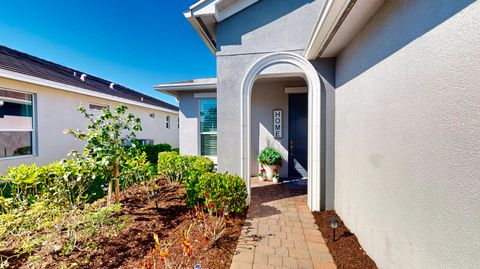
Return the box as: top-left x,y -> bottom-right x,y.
230,179 -> 336,269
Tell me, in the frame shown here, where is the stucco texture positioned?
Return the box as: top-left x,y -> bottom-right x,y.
178,92 -> 199,156
0,77 -> 178,173
334,0 -> 480,268
215,0 -> 327,175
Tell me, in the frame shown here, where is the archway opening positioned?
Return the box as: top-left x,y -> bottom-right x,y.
240,52 -> 323,211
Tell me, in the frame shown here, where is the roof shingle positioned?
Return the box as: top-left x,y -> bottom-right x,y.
0,45 -> 178,111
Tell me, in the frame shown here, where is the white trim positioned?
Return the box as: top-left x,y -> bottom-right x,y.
0,154 -> 36,161
199,98 -> 218,159
285,86 -> 308,94
0,129 -> 34,132
215,0 -> 259,22
304,0 -> 350,60
240,52 -> 322,211
0,68 -> 178,114
194,92 -> 217,98
183,10 -> 217,55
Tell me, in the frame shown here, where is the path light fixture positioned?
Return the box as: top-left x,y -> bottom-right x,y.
329,216 -> 339,242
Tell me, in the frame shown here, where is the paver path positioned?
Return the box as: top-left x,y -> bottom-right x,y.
230,180 -> 336,269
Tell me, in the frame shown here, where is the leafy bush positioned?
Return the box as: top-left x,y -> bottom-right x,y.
184,156 -> 215,207
197,172 -> 247,214
119,151 -> 156,189
0,164 -> 41,211
157,152 -> 185,185
258,147 -> 283,166
157,152 -> 214,187
137,143 -> 172,164
41,157 -> 100,208
171,148 -> 180,154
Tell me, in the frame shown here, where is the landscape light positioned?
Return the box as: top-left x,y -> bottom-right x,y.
329,216 -> 339,242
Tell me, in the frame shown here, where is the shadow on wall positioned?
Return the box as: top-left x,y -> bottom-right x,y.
336,0 -> 476,87
217,0 -> 315,47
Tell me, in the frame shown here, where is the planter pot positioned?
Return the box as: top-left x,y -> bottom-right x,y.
264,165 -> 279,182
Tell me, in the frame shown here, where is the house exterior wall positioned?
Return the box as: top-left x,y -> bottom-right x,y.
178,92 -> 199,155
334,1 -> 480,268
216,0 -> 328,175
0,76 -> 179,173
251,81 -> 290,177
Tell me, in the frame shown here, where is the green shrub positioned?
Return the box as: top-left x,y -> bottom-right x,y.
258,147 -> 283,166
197,172 -> 247,214
0,164 -> 41,210
171,148 -> 180,154
39,158 -> 99,208
119,151 -> 156,189
184,157 -> 215,207
157,152 -> 214,187
138,143 -> 172,164
0,151 -> 154,213
157,152 -> 185,185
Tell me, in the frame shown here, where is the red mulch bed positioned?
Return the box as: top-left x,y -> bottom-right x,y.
313,210 -> 377,269
14,180 -> 245,269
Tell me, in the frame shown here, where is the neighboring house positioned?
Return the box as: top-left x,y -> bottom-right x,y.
0,45 -> 179,173
156,0 -> 480,268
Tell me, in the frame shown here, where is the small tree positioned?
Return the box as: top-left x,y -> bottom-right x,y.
66,105 -> 142,204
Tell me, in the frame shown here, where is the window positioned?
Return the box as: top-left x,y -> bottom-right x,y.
178,117 -> 180,129
166,116 -> 170,129
136,139 -> 154,145
149,113 -> 155,118
89,103 -> 109,111
0,89 -> 35,158
199,99 -> 217,157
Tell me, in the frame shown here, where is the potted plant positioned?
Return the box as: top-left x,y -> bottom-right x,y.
257,147 -> 283,183
258,166 -> 267,181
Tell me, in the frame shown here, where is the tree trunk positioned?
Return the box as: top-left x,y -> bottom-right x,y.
114,158 -> 120,203
107,180 -> 112,205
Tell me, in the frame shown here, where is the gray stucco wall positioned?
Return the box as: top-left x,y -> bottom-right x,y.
334,0 -> 480,268
178,92 -> 199,156
251,80 -> 291,177
216,0 -> 328,175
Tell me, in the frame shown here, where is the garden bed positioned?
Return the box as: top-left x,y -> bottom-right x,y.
313,210 -> 377,269
5,179 -> 246,268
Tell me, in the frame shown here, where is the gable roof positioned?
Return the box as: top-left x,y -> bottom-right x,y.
0,45 -> 178,112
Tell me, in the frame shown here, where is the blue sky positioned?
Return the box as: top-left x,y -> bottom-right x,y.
0,0 -> 215,105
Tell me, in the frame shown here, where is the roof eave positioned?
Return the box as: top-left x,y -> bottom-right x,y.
0,67 -> 179,114
305,0 -> 353,60
184,10 -> 217,55
155,81 -> 217,97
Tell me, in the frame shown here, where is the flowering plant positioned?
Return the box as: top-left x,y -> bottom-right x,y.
272,168 -> 279,179
258,167 -> 266,177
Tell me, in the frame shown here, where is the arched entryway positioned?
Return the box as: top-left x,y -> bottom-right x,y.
240,52 -> 322,211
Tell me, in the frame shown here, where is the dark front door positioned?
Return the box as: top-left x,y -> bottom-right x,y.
288,93 -> 308,178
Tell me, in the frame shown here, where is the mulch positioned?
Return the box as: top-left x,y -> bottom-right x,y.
313,210 -> 377,269
15,179 -> 245,269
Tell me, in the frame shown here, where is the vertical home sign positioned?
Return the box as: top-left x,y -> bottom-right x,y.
273,109 -> 282,138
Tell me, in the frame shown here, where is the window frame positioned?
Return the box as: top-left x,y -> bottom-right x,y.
166,115 -> 170,129
88,103 -> 109,111
198,98 -> 217,158
0,88 -> 37,160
